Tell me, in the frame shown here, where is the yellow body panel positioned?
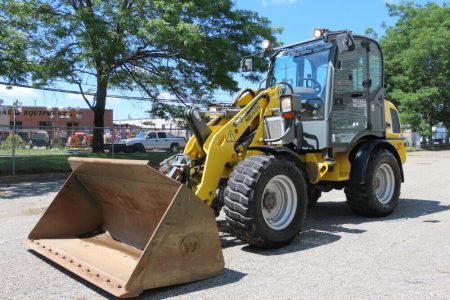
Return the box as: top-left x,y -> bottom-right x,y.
384,100 -> 407,164
388,139 -> 407,164
384,100 -> 401,139
321,152 -> 352,181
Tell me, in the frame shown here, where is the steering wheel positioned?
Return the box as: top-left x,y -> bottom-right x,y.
298,78 -> 322,95
275,81 -> 294,95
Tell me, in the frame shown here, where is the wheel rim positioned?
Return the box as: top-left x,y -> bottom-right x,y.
373,163 -> 395,204
261,175 -> 297,230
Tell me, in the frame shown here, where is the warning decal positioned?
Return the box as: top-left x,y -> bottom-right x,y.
226,130 -> 236,142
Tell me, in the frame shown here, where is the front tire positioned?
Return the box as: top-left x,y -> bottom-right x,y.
134,143 -> 146,153
345,149 -> 401,217
170,143 -> 179,152
224,155 -> 308,249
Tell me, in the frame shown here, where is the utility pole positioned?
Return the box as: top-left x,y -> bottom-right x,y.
8,99 -> 23,176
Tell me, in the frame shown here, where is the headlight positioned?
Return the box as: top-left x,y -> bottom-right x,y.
261,39 -> 271,50
280,95 -> 301,119
280,97 -> 292,113
313,28 -> 324,39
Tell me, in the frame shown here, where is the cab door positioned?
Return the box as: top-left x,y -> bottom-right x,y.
156,132 -> 170,149
330,37 -> 371,150
144,132 -> 157,149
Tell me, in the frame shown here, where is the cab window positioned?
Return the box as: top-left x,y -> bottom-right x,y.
369,41 -> 383,93
273,45 -> 331,121
390,108 -> 401,133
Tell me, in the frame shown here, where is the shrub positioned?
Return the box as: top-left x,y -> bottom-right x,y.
0,132 -> 24,149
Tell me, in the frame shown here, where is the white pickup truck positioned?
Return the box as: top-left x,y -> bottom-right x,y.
120,131 -> 187,152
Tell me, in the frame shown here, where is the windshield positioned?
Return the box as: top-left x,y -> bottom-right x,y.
135,132 -> 147,138
272,44 -> 331,120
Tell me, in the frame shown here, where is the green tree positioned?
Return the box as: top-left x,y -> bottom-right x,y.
364,27 -> 379,40
1,0 -> 279,152
0,16 -> 29,83
381,1 -> 450,140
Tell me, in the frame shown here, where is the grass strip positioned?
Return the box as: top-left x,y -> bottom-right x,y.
0,151 -> 173,176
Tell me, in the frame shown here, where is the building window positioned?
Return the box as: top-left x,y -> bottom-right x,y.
39,122 -> 52,129
10,121 -> 23,129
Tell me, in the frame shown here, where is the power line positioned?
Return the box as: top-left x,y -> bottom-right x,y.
54,79 -> 97,87
0,81 -> 203,104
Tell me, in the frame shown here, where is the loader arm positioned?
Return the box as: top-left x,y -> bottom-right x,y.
184,87 -> 283,204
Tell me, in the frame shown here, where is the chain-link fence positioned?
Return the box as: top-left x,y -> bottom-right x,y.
0,124 -> 190,176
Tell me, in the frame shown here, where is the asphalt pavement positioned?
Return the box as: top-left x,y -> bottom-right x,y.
0,151 -> 449,300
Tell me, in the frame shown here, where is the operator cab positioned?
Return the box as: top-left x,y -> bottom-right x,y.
263,29 -> 386,152
271,41 -> 331,121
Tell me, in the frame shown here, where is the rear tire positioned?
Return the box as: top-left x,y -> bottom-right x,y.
224,155 -> 308,249
308,187 -> 321,208
170,143 -> 179,153
345,149 -> 401,217
134,143 -> 146,153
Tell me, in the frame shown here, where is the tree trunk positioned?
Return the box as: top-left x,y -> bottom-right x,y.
92,79 -> 108,153
429,120 -> 434,145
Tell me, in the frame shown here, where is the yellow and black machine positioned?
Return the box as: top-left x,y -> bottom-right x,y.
27,29 -> 406,297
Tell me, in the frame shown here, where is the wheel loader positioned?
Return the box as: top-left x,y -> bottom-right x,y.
26,29 -> 406,297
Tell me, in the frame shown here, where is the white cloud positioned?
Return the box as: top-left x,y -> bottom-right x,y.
65,93 -> 94,103
0,86 -> 39,102
159,92 -> 176,101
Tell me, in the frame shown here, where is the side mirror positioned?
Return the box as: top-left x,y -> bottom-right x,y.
335,31 -> 355,53
240,58 -> 253,72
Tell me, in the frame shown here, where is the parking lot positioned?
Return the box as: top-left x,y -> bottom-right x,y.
1,150 -> 449,300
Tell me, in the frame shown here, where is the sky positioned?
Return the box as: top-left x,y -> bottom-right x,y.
0,0 -> 445,120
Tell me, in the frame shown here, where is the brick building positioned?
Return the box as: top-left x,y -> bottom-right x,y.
0,106 -> 113,129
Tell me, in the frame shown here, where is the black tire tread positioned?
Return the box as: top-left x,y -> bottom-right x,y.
307,188 -> 321,208
170,143 -> 179,152
345,148 -> 401,217
224,155 -> 307,248
224,155 -> 271,247
134,143 -> 146,152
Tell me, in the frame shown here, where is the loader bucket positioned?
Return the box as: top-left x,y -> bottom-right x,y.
25,157 -> 224,298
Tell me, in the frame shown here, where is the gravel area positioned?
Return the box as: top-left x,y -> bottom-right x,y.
1,151 -> 449,299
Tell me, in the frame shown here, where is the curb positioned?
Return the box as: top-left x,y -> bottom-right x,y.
0,173 -> 70,184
